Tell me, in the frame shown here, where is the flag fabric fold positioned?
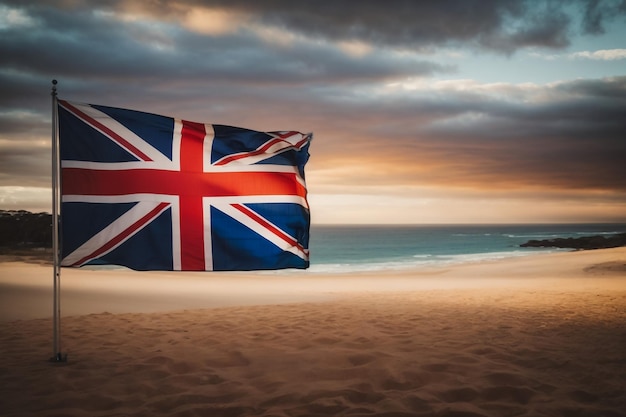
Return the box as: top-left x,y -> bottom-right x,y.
58,100 -> 311,271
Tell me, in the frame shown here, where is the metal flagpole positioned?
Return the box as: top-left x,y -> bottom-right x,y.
50,79 -> 66,362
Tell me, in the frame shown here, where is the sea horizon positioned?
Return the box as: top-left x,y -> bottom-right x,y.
304,223 -> 626,273
61,222 -> 626,274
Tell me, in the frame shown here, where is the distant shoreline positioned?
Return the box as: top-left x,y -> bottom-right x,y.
0,247 -> 52,265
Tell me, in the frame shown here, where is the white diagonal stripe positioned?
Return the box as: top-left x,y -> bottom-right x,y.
214,133 -> 310,166
214,203 -> 308,260
61,201 -> 170,266
63,101 -> 172,165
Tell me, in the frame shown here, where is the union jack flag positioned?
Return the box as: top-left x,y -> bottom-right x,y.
58,100 -> 311,271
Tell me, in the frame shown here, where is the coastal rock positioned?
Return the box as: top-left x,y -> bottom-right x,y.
520,233 -> 626,250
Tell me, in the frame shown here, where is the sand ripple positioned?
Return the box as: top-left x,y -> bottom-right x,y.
1,285 -> 626,416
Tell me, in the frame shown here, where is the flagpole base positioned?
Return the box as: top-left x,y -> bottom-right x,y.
49,352 -> 68,363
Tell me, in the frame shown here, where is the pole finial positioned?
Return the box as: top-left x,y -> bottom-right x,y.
51,79 -> 58,96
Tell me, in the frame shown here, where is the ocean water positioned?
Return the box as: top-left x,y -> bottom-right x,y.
306,224 -> 626,273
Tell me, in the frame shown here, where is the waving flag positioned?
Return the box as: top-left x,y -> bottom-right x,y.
58,100 -> 311,271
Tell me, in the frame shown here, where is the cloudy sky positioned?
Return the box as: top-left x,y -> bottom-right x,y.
1,0 -> 625,224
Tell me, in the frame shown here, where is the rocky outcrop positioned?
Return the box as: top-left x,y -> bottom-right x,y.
520,233 -> 626,250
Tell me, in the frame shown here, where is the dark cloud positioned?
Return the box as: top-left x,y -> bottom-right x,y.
0,2 -> 448,89
0,143 -> 50,187
580,0 -> 626,34
139,0 -> 622,52
0,111 -> 48,135
7,0 -> 625,55
348,77 -> 626,191
2,0 -> 622,97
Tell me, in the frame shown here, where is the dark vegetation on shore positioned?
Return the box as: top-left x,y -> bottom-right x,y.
0,210 -> 52,248
0,210 -> 53,263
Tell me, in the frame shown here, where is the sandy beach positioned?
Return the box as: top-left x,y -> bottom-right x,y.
1,248 -> 625,416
